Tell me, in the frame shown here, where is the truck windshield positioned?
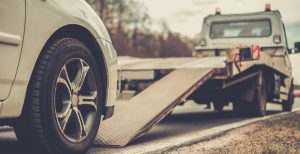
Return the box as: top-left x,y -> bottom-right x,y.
210,20 -> 271,38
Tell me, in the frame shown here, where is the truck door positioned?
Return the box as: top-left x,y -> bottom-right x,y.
0,1 -> 25,100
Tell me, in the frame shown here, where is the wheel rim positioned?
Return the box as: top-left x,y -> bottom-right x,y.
54,58 -> 98,142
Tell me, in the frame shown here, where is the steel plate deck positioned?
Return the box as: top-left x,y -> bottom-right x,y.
94,68 -> 215,147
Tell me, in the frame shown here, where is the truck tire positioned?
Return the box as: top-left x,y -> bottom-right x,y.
251,77 -> 267,117
14,38 -> 103,154
233,101 -> 248,116
233,77 -> 267,117
213,101 -> 225,112
282,83 -> 294,112
213,102 -> 224,112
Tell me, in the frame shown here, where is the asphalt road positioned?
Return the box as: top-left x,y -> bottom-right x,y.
0,99 -> 299,154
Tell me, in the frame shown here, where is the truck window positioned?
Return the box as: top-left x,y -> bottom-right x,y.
210,20 -> 271,38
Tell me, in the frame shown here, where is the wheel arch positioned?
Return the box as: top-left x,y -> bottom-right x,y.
27,24 -> 109,116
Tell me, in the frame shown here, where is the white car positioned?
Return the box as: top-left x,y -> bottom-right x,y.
0,0 -> 117,153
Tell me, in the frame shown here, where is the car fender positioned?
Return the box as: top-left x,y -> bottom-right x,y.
0,0 -> 117,118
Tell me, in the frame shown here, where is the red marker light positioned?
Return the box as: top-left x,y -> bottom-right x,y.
252,45 -> 261,60
294,91 -> 300,97
265,3 -> 271,11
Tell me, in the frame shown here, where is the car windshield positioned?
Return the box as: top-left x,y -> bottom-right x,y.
210,20 -> 271,38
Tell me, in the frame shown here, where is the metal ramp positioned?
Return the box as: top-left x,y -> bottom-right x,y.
94,68 -> 215,147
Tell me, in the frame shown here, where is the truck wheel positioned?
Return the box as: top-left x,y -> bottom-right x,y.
213,101 -> 225,112
282,84 -> 294,112
14,38 -> 103,154
251,77 -> 267,117
233,101 -> 248,116
233,77 -> 267,117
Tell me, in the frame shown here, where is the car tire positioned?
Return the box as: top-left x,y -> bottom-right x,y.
14,38 -> 104,154
282,83 -> 294,112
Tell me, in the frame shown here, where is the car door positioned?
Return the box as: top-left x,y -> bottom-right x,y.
0,1 -> 25,100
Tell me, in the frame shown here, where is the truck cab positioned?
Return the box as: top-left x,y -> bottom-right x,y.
195,6 -> 292,56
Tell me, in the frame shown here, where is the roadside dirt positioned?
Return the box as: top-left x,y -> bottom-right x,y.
166,112 -> 300,154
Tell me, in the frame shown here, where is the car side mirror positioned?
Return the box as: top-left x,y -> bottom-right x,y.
295,42 -> 300,53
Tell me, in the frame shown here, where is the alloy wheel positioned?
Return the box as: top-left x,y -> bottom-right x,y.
54,58 -> 98,143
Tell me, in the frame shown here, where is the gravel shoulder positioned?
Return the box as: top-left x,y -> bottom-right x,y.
167,111 -> 300,154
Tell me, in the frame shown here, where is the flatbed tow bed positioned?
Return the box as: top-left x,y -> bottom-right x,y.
96,68 -> 215,147
94,57 -> 221,147
94,54 -> 291,147
94,6 -> 296,147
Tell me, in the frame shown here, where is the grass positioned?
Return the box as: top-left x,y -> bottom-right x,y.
168,112 -> 300,154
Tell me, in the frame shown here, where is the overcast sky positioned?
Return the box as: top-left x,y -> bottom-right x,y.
143,0 -> 300,46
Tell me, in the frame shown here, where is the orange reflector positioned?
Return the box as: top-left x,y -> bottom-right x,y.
252,45 -> 261,60
265,3 -> 271,11
215,7 -> 221,15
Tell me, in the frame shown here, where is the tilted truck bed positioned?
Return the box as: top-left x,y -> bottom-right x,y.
94,68 -> 215,147
118,53 -> 290,81
118,56 -> 226,71
118,56 -> 226,81
94,52 -> 291,147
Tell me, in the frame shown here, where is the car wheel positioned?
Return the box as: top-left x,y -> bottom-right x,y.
282,83 -> 294,112
14,38 -> 103,154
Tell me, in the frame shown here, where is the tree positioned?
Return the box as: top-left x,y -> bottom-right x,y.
86,0 -> 192,58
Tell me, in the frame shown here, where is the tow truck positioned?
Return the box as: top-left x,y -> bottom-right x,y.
192,4 -> 298,114
94,4 -> 298,147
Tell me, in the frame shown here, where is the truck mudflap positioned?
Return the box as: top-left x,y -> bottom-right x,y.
94,68 -> 215,147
